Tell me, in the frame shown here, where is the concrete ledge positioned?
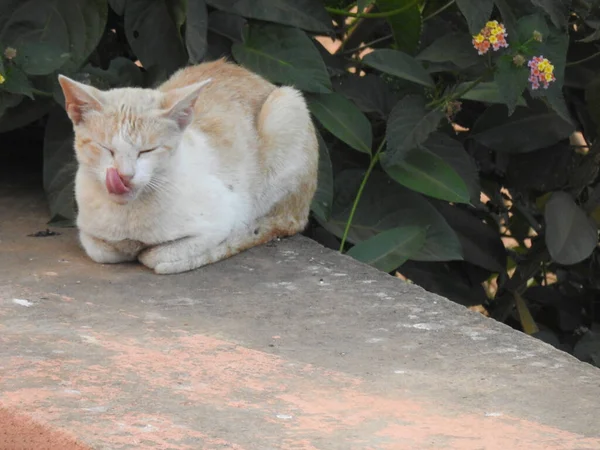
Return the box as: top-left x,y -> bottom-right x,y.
2,179 -> 600,449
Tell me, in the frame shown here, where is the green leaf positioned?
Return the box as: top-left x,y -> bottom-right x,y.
347,226 -> 426,272
530,0 -> 571,29
43,108 -> 78,226
307,93 -> 372,154
516,13 -> 550,43
124,0 -> 188,77
0,96 -> 52,133
434,201 -> 507,274
382,133 -> 478,204
417,33 -> 479,69
455,0 -> 494,34
377,0 -> 422,53
208,11 -> 246,42
470,102 -> 575,153
382,151 -> 468,204
186,0 -> 209,64
357,0 -> 373,12
14,43 -> 71,76
586,75 -> 600,136
545,191 -> 598,265
494,0 -> 519,40
321,170 -> 463,261
386,95 -> 444,163
108,0 -> 125,15
363,49 -> 434,87
311,132 -> 334,222
495,57 -> 530,115
333,74 -> 399,117
59,0 -> 108,72
232,24 -> 331,93
206,0 -> 332,33
457,81 -> 527,107
1,67 -> 34,99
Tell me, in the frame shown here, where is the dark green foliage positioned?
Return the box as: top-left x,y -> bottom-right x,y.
2,0 -> 600,366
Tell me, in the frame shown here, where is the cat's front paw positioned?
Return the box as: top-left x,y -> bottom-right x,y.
80,232 -> 135,264
138,245 -> 210,274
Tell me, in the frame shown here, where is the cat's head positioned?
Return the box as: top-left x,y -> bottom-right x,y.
58,75 -> 210,204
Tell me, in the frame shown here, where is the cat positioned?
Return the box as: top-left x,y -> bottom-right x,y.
58,59 -> 319,274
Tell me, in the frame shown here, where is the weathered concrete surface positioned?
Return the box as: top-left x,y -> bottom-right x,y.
2,174 -> 600,450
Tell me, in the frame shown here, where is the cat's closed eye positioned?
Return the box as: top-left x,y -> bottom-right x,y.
98,144 -> 114,157
138,147 -> 157,157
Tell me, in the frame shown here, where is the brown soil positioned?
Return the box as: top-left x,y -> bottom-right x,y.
0,407 -> 91,450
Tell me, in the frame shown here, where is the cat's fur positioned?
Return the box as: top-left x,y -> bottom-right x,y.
58,59 -> 318,274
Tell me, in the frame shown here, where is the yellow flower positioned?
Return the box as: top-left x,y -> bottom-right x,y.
474,34 -> 485,43
486,20 -> 499,28
0,74 -> 5,84
532,30 -> 543,42
488,35 -> 498,44
545,72 -> 554,81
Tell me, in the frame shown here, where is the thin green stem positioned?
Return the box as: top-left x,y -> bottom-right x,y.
326,0 -> 418,19
339,139 -> 386,252
340,34 -> 393,55
423,0 -> 456,22
566,51 -> 600,67
32,88 -> 53,98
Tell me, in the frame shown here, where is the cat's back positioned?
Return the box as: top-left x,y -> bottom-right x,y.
159,59 -> 276,117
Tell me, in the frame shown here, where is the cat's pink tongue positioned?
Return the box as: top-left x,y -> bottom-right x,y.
106,168 -> 130,195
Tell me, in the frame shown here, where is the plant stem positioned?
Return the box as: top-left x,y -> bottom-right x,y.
326,0 -> 418,19
339,139 -> 386,252
32,88 -> 53,98
341,34 -> 393,55
566,51 -> 600,67
423,0 -> 456,22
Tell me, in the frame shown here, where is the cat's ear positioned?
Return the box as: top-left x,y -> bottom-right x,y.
58,75 -> 104,125
162,79 -> 211,130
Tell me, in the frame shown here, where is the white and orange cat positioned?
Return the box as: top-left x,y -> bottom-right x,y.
58,59 -> 318,274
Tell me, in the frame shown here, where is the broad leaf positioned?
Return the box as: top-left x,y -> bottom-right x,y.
382,149 -> 470,204
470,102 -> 574,153
321,170 -> 463,262
545,191 -> 598,265
0,97 -> 52,133
377,0 -> 422,53
363,49 -> 434,87
333,74 -> 399,117
434,201 -> 507,274
516,14 -> 550,43
386,95 -> 444,163
531,0 -> 571,29
206,0 -> 332,33
208,11 -> 246,42
455,0 -> 495,34
43,108 -> 77,226
124,0 -> 188,77
307,93 -> 372,154
0,0 -> 107,75
457,81 -> 526,107
417,33 -> 479,69
495,57 -> 530,115
311,132 -> 334,222
347,226 -> 426,272
232,24 -> 331,93
383,132 -> 478,204
1,67 -> 34,99
186,0 -> 209,64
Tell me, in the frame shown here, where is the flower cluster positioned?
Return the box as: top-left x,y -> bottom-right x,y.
528,56 -> 555,90
472,21 -> 509,55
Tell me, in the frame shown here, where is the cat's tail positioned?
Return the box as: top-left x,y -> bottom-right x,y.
255,86 -> 319,220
